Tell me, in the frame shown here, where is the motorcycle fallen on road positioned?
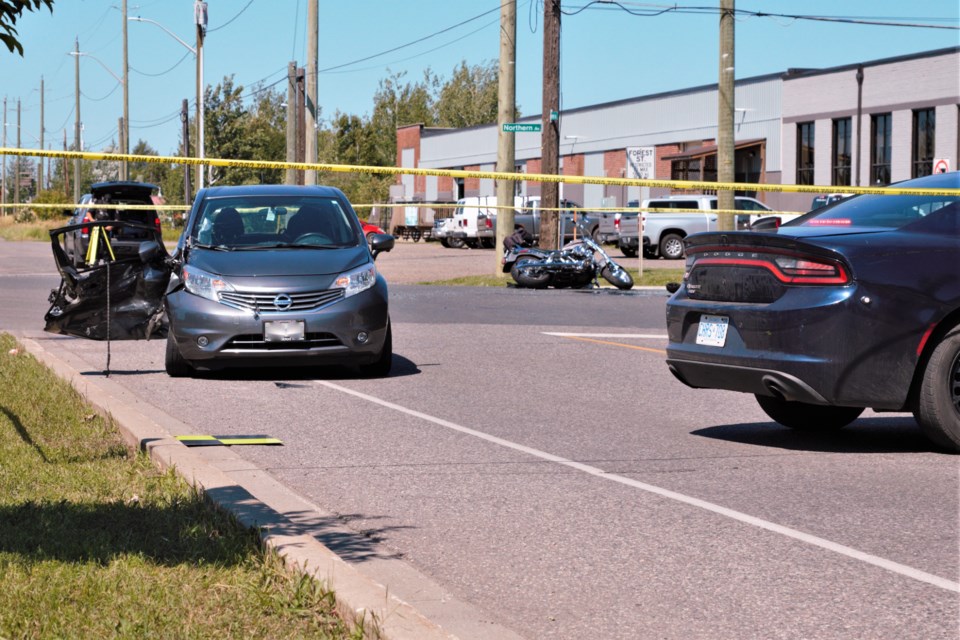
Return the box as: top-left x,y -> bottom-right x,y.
501,215 -> 634,290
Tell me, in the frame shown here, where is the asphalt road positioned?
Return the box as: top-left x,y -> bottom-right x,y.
2,237 -> 958,639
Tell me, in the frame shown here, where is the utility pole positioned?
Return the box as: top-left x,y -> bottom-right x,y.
195,0 -> 207,189
118,116 -> 126,180
305,0 -> 318,185
74,37 -> 81,204
495,0 -> 517,273
121,0 -> 129,180
296,66 -> 306,185
2,96 -> 6,212
15,98 -> 21,205
181,99 -> 192,203
63,129 -> 69,198
285,61 -> 297,185
717,0 -> 735,229
540,0 -> 560,249
39,76 -> 44,192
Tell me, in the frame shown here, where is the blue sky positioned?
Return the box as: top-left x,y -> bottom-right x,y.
4,0 -> 959,157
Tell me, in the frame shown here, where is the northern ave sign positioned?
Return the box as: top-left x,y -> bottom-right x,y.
502,123 -> 542,133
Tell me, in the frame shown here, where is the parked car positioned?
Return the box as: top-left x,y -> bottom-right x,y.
45,184 -> 396,378
62,182 -> 163,266
361,220 -> 386,242
665,171 -> 960,452
810,193 -> 853,210
618,195 -> 782,259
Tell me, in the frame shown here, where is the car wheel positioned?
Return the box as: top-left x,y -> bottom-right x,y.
913,326 -> 960,452
358,323 -> 392,378
164,333 -> 193,378
510,256 -> 551,289
447,237 -> 465,249
480,238 -> 495,249
659,233 -> 685,260
620,246 -> 638,258
755,395 -> 864,430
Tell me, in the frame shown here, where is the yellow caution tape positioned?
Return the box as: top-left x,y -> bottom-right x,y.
1,147 -> 957,197
0,202 -> 186,210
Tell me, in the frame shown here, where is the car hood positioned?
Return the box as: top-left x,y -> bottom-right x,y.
185,244 -> 370,277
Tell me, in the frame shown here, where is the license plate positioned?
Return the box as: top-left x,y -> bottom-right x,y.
264,320 -> 305,342
696,314 -> 729,347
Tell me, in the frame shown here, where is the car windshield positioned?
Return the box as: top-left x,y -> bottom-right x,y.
189,196 -> 360,249
789,192 -> 959,229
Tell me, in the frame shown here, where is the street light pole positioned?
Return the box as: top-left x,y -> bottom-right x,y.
122,0 -> 129,180
128,12 -> 203,188
74,37 -> 81,204
195,0 -> 207,189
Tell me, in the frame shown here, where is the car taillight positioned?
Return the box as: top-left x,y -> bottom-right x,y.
484,218 -> 493,229
614,213 -> 621,232
81,211 -> 93,238
154,215 -> 162,234
690,249 -> 850,285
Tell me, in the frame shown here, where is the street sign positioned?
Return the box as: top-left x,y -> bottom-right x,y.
626,147 -> 655,179
502,123 -> 542,133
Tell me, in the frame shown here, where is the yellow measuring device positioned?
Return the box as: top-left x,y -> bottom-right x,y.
85,226 -> 116,265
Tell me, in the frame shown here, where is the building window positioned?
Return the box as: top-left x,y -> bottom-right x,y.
796,122 -> 815,185
912,108 -> 935,178
832,118 -> 851,186
871,113 -> 892,185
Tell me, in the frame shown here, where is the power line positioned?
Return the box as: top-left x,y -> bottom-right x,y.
208,0 -> 256,33
130,49 -> 192,77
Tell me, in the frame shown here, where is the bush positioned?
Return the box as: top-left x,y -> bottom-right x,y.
30,189 -> 74,221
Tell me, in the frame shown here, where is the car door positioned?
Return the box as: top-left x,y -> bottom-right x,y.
44,220 -> 173,341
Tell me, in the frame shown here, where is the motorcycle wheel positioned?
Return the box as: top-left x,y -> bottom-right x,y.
601,264 -> 634,290
511,256 -> 551,289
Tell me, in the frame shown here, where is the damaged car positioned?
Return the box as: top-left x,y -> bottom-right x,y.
45,184 -> 396,378
665,171 -> 960,452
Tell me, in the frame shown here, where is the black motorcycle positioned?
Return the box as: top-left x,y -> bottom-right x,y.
501,216 -> 634,290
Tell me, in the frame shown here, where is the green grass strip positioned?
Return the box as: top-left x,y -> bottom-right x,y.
0,333 -> 362,639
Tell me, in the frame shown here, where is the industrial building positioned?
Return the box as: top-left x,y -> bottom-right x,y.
391,46 -> 959,217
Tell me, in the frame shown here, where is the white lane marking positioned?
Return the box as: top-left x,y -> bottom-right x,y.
542,332 -> 668,339
318,380 -> 959,594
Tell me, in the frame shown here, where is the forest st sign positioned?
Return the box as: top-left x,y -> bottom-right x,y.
502,123 -> 542,133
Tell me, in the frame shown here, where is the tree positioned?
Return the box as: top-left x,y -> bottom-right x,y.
129,139 -> 170,187
1,0 -> 54,56
368,69 -> 437,167
435,60 -> 500,128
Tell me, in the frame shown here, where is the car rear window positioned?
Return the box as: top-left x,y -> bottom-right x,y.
791,193 -> 959,229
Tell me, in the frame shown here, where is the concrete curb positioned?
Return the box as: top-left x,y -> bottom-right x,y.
15,333 -> 465,640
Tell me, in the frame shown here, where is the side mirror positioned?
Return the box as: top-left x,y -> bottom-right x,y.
665,282 -> 681,294
369,233 -> 395,260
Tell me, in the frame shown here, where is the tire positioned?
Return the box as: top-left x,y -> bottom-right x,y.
510,256 -> 551,289
659,233 -> 685,260
590,226 -> 601,244
755,395 -> 863,430
465,239 -> 480,249
358,323 -> 392,378
480,238 -> 495,249
601,264 -> 634,290
447,237 -> 465,249
620,246 -> 638,258
440,238 -> 452,248
164,332 -> 193,378
913,326 -> 960,452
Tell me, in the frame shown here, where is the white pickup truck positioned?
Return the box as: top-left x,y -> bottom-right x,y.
617,195 -> 792,259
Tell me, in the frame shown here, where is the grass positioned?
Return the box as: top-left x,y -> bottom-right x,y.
0,216 -> 183,244
0,333 -> 362,639
418,267 -> 685,288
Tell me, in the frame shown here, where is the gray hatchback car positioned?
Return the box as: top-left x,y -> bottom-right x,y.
45,184 -> 396,378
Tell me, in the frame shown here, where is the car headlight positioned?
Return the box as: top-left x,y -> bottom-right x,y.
182,265 -> 235,302
333,264 -> 376,298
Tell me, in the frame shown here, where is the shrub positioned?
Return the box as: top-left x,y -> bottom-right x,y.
30,189 -> 74,221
